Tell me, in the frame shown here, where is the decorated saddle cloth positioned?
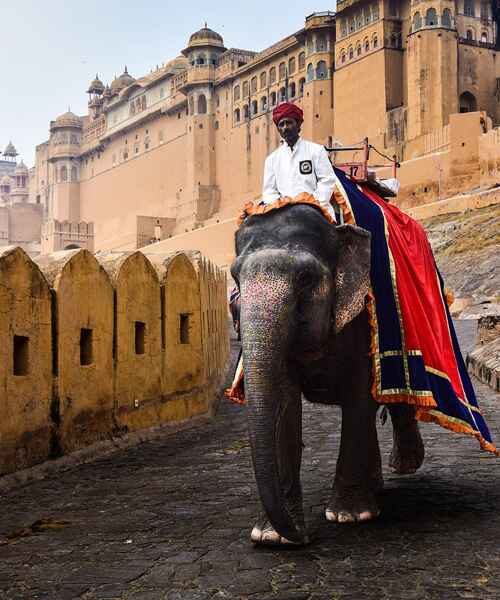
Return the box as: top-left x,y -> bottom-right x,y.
226,174 -> 498,455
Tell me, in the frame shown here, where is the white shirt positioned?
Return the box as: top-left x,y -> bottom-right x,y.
261,138 -> 337,221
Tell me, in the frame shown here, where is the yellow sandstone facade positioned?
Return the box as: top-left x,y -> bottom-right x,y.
32,3 -> 500,261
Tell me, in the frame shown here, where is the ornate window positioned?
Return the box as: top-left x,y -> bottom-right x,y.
251,99 -> 258,115
464,0 -> 474,17
197,94 -> 207,114
442,9 -> 452,28
298,52 -> 306,69
289,57 -> 296,74
373,3 -> 379,20
234,108 -> 240,123
270,91 -> 277,106
316,35 -> 327,52
356,13 -> 363,29
234,85 -> 240,101
340,19 -> 347,37
357,43 -> 362,56
250,76 -> 258,94
260,96 -> 268,111
242,81 -> 249,97
269,67 -> 276,84
373,35 -> 378,48
279,86 -> 286,101
481,31 -> 488,42
316,60 -> 328,79
413,11 -> 422,30
243,104 -> 249,119
364,6 -> 372,24
260,71 -> 267,88
71,166 -> 77,182
299,78 -> 306,94
340,51 -> 346,64
364,38 -> 370,51
425,8 -> 437,26
466,29 -> 474,40
279,62 -> 286,79
349,46 -> 354,59
307,63 -> 314,81
289,82 -> 296,97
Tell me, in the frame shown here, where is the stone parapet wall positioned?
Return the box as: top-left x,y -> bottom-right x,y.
0,246 -> 229,477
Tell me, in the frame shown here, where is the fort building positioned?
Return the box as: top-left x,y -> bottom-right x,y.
31,3 -> 500,265
0,142 -> 42,254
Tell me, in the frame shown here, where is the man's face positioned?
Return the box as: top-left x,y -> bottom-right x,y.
277,117 -> 300,146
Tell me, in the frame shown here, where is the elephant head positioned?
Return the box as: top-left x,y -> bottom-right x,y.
231,203 -> 371,543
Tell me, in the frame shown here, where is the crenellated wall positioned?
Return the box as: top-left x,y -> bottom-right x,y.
0,247 -> 229,476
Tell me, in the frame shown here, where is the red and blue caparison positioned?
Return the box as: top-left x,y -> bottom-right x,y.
332,167 -> 497,455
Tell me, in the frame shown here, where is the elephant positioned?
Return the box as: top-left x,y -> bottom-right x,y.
230,202 -> 425,546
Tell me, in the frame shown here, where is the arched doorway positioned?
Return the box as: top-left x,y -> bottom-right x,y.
459,91 -> 477,113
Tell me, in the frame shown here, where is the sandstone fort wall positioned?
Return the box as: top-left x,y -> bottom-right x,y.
0,247 -> 229,476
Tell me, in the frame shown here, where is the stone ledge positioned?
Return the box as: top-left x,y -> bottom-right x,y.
467,337 -> 500,394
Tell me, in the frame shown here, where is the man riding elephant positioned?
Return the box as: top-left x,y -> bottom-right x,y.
228,101 -> 497,547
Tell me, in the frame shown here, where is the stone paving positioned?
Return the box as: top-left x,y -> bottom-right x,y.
1,321 -> 499,600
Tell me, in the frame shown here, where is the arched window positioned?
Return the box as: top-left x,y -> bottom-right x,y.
234,108 -> 240,123
340,19 -> 347,37
251,99 -> 258,115
364,6 -> 372,24
356,13 -> 363,29
233,85 -> 240,101
279,62 -> 286,79
288,57 -> 296,74
279,86 -> 286,101
441,9 -> 451,28
197,94 -> 207,114
60,166 -> 68,182
364,38 -> 370,51
357,43 -> 362,56
412,11 -> 422,30
466,29 -> 474,40
269,67 -> 276,84
464,0 -> 474,17
299,78 -> 305,95
372,35 -> 378,49
242,81 -> 249,97
289,82 -> 296,97
425,8 -> 437,26
316,60 -> 328,79
243,104 -> 249,119
348,17 -> 355,32
373,4 -> 379,20
459,91 -> 477,112
71,166 -> 77,182
260,96 -> 268,111
349,46 -> 354,59
481,31 -> 488,42
196,54 -> 206,65
189,96 -> 195,115
270,91 -> 277,106
307,63 -> 314,81
260,71 -> 267,89
250,76 -> 257,94
316,35 -> 327,52
298,52 -> 306,69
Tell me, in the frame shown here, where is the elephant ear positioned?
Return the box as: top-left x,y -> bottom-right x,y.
335,224 -> 371,333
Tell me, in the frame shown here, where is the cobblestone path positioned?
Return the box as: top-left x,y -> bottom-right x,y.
1,321 -> 499,600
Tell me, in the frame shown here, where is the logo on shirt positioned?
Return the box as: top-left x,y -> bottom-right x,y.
299,160 -> 313,175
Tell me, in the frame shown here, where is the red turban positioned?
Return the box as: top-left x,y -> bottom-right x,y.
272,102 -> 303,126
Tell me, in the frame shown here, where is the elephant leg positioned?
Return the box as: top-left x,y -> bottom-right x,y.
251,396 -> 306,546
326,314 -> 382,524
388,404 -> 425,474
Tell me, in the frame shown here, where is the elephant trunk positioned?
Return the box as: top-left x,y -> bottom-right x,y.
240,270 -> 304,543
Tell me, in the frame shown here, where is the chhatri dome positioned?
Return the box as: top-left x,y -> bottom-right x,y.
87,74 -> 105,94
110,67 -> 136,92
187,24 -> 225,49
54,110 -> 82,128
3,141 -> 18,157
14,160 -> 28,175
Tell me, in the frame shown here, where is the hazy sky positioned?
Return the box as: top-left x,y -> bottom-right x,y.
1,1 -> 335,166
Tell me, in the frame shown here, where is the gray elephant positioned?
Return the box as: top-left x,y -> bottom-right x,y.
230,202 -> 424,546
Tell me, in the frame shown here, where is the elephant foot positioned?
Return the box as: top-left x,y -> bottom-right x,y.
325,483 -> 380,523
389,421 -> 425,475
250,517 -> 308,547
